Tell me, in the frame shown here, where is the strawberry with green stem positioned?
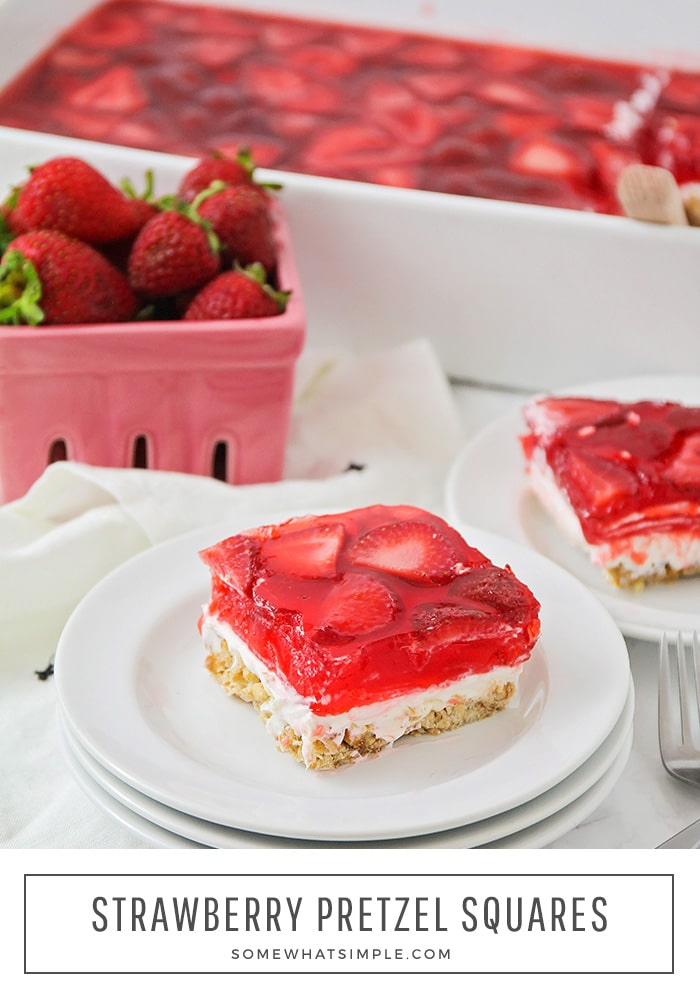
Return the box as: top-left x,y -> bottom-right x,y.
7,156 -> 150,245
0,230 -> 138,326
183,262 -> 289,320
127,195 -> 221,299
194,181 -> 278,273
177,147 -> 281,202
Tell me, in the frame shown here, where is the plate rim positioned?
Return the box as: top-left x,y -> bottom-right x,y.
58,678 -> 634,850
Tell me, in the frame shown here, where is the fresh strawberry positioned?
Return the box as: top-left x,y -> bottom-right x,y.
127,202 -> 220,299
9,157 -> 147,245
195,183 -> 278,272
177,148 -> 263,202
0,230 -> 138,326
259,521 -> 344,579
120,169 -> 160,231
183,262 -> 289,320
102,170 -> 161,271
199,535 -> 258,596
348,518 -> 460,584
315,573 -> 398,638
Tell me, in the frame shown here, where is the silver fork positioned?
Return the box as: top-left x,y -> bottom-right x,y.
657,631 -> 700,848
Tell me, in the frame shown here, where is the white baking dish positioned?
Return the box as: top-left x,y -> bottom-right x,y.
1,1 -> 700,389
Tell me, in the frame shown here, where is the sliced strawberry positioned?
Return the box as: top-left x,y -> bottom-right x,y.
449,565 -> 539,618
69,7 -> 152,48
285,44 -> 358,78
478,48 -> 541,75
407,70 -> 476,103
69,66 -> 148,113
199,535 -> 258,595
261,20 -> 326,49
661,74 -> 700,112
334,27 -> 403,59
348,519 -> 460,584
260,522 -> 344,579
511,135 -> 589,180
182,36 -> 253,69
410,602 -> 502,645
525,397 -> 624,437
560,450 -> 639,513
47,46 -> 109,72
300,124 -> 395,171
585,416 -> 674,462
477,80 -> 547,111
253,574 -> 329,619
666,432 -> 700,487
243,64 -> 338,114
363,78 -> 442,146
495,111 -> 560,138
563,94 -> 616,130
315,573 -> 398,639
398,40 -> 464,69
364,164 -> 421,188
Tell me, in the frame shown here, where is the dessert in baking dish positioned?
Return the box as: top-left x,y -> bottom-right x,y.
3,0 -> 700,213
198,504 -> 541,769
521,394 -> 700,588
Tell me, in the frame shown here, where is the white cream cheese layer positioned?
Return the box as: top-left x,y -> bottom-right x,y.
200,612 -> 521,767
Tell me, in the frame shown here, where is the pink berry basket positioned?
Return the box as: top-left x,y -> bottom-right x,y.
0,202 -> 306,503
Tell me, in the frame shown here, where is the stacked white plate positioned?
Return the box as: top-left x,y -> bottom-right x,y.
55,506 -> 633,850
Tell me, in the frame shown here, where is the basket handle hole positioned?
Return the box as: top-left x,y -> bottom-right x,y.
48,439 -> 68,463
131,435 -> 149,469
212,441 -> 228,481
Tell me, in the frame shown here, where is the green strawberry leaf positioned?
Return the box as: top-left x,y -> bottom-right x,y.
0,212 -> 15,255
236,261 -> 291,312
121,168 -> 155,202
0,249 -> 45,325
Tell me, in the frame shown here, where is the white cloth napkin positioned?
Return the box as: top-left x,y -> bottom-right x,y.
0,337 -> 465,848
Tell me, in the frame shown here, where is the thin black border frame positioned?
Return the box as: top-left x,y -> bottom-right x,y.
23,872 -> 675,975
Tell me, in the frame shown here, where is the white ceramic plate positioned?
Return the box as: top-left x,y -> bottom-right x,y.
58,676 -> 633,849
58,710 -> 633,851
54,510 -> 630,841
447,374 -> 700,641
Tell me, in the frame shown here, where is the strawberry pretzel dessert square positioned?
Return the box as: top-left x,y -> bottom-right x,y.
521,394 -> 700,588
198,504 -> 541,770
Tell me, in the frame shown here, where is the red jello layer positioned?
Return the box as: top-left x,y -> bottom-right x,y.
2,0 -> 700,212
522,396 -> 700,544
199,504 -> 541,715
